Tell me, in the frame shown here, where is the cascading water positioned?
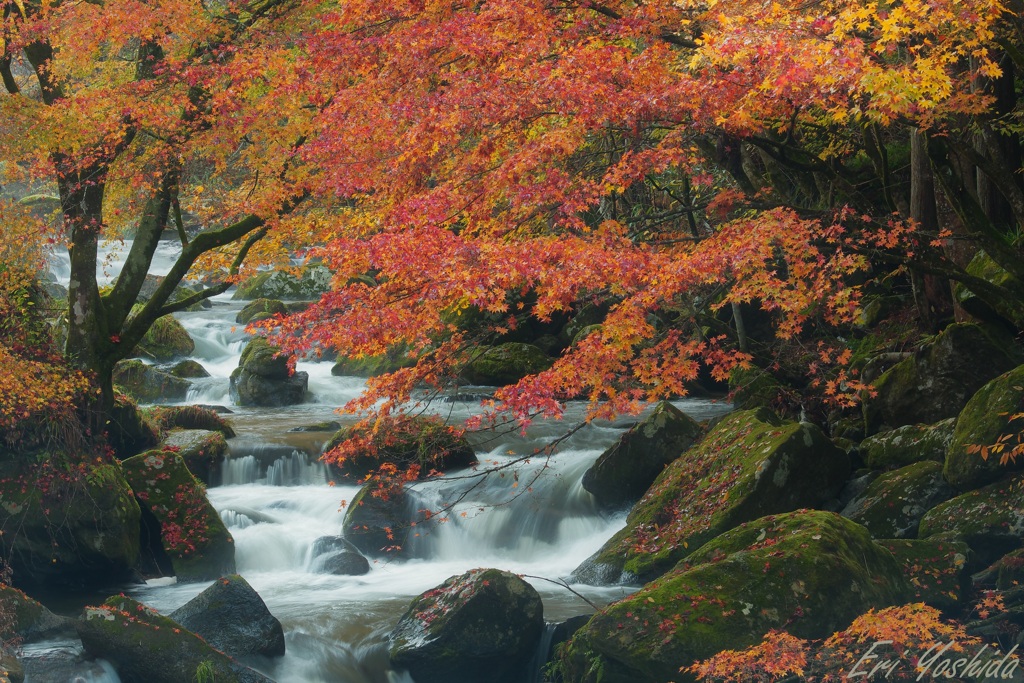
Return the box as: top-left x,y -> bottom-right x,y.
29,238 -> 732,683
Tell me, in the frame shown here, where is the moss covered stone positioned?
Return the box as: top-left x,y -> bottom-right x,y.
77,595 -> 272,683
0,584 -> 73,642
134,313 -> 195,362
107,394 -> 159,459
113,360 -> 191,404
150,405 -> 235,438
0,458 -> 140,590
944,364 -> 1024,491
954,250 -> 1024,329
860,418 -> 955,470
389,568 -> 543,683
463,343 -> 554,386
236,298 -> 287,325
323,415 -> 475,482
342,484 -> 420,558
863,324 -> 1022,435
164,359 -> 210,379
122,450 -> 235,581
877,539 -> 970,612
840,461 -> 955,539
159,429 -> 228,485
331,344 -> 416,378
572,408 -> 850,584
728,366 -> 786,411
556,511 -> 909,683
581,402 -> 702,511
919,473 -> 1024,565
993,548 -> 1024,590
229,338 -> 307,406
232,265 -> 332,300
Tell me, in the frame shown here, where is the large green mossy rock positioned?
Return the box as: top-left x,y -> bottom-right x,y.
77,596 -> 272,683
159,429 -> 228,485
463,343 -> 553,386
581,402 -> 702,511
232,265 -> 331,300
107,394 -> 159,459
863,324 -> 1022,435
0,584 -> 74,642
953,250 -> 1024,329
944,365 -> 1024,491
229,338 -> 308,407
860,418 -> 955,470
877,539 -> 971,612
919,474 -> 1024,566
150,405 -> 235,439
572,408 -> 850,585
840,461 -> 955,539
389,568 -> 543,683
728,366 -> 786,411
236,298 -> 287,325
331,346 -> 416,377
134,314 -> 194,362
0,459 -> 140,591
113,360 -> 191,403
122,450 -> 235,581
323,416 -> 475,482
556,511 -> 910,683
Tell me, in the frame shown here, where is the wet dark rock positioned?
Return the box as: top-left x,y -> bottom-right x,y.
170,574 -> 285,658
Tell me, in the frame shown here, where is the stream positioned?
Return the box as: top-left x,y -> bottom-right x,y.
31,240 -> 732,683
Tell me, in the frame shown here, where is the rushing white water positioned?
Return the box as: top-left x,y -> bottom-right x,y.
34,238 -> 733,683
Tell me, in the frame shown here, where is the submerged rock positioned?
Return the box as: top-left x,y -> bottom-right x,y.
389,568 -> 544,683
78,595 -> 272,683
170,574 -> 285,658
944,364 -> 1024,491
573,408 -> 850,584
122,450 -> 235,581
556,511 -> 910,683
582,401 -> 702,511
840,461 -> 955,539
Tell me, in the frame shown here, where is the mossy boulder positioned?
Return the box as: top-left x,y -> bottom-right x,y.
572,408 -> 850,585
232,265 -> 332,300
150,405 -> 235,439
860,418 -> 955,470
992,548 -> 1024,590
462,343 -> 553,386
556,510 -> 910,683
106,394 -> 159,459
77,595 -> 272,683
122,450 -> 235,581
728,366 -> 786,411
229,338 -> 308,407
918,474 -> 1024,566
331,346 -> 415,377
581,402 -> 702,511
944,364 -> 1024,491
236,298 -> 287,325
0,459 -> 140,591
113,359 -> 191,403
862,323 -> 1022,435
342,484 -> 422,558
877,538 -> 971,612
134,314 -> 195,362
389,568 -> 543,683
953,250 -> 1024,329
169,574 -> 285,658
323,415 -> 475,482
164,359 -> 210,379
159,429 -> 228,485
840,461 -> 955,539
0,584 -> 74,642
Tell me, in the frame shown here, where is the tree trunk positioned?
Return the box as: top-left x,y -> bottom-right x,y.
910,131 -> 952,332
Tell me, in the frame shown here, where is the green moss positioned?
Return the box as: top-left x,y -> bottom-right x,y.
232,265 -> 331,300
840,461 -> 954,539
134,313 -> 195,362
919,474 -> 1024,565
122,450 -> 234,581
877,539 -> 970,612
557,511 -> 908,683
576,408 -> 849,583
237,337 -> 289,378
236,298 -> 287,325
860,418 -> 954,470
113,360 -> 191,403
331,344 -> 415,378
944,364 -> 1024,491
463,343 -> 553,386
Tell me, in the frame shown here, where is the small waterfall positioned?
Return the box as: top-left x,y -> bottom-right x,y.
221,442 -> 328,486
267,450 -> 327,485
222,455 -> 260,485
527,622 -> 559,683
